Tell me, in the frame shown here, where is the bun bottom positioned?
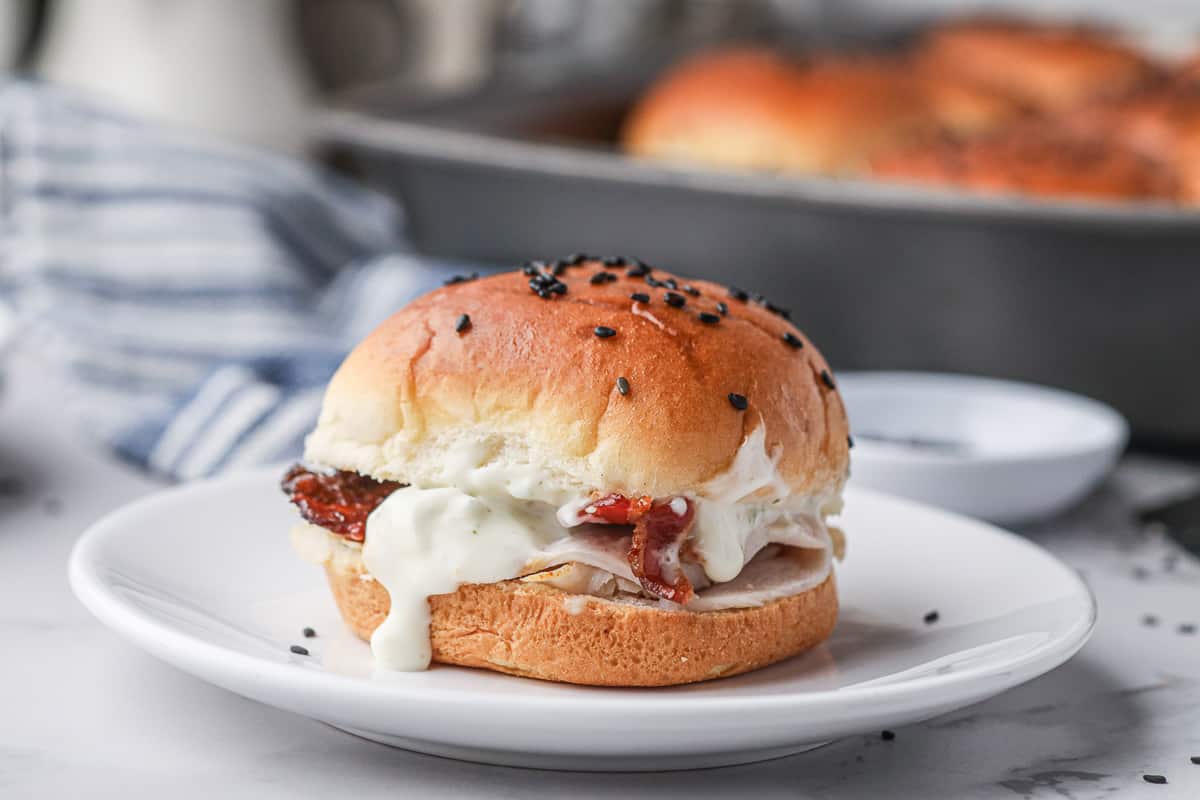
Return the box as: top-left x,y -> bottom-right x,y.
323,560 -> 838,687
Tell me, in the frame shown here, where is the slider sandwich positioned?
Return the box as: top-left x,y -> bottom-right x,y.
283,256 -> 850,686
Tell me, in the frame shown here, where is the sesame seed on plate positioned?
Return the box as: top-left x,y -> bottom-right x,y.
881,730 -> 896,741
1143,775 -> 1167,785
290,645 -> 310,656
302,627 -> 317,638
924,610 -> 939,624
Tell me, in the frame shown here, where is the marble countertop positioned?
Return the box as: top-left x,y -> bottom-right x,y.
2,354 -> 1198,800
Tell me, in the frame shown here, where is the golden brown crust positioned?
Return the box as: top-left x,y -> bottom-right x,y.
1065,84 -> 1200,202
917,18 -> 1160,113
621,49 -> 936,175
324,560 -> 838,687
307,261 -> 850,501
869,125 -> 1178,202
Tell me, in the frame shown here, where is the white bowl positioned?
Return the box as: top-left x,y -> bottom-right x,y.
838,372 -> 1128,525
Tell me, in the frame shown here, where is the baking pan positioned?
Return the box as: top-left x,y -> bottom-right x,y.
319,72 -> 1200,446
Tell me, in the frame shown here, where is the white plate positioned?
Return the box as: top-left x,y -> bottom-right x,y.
69,468 -> 1095,771
839,371 -> 1128,525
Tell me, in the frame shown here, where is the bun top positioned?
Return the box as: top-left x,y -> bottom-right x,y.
305,258 -> 850,504
621,49 -> 936,175
869,125 -> 1178,202
917,19 -> 1160,113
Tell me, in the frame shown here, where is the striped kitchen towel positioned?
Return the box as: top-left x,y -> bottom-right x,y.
0,82 -> 464,479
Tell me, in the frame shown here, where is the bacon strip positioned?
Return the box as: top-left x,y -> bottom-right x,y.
627,498 -> 696,604
281,464 -> 404,542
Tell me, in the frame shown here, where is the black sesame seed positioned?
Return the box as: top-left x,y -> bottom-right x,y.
664,292 -> 686,308
645,276 -> 665,288
1190,756 -> 1200,764
590,271 -> 616,285
443,274 -> 467,286
728,393 -> 748,411
783,332 -> 804,349
537,289 -> 550,299
682,284 -> 700,296
626,262 -> 651,278
552,261 -> 568,276
602,256 -> 624,267
290,645 -> 310,656
765,301 -> 791,319
716,302 -> 728,316
1143,614 -> 1159,627
617,377 -> 630,396
302,627 -> 316,638
848,435 -> 855,449
454,314 -> 471,334
522,264 -> 539,276
550,281 -> 567,295
630,292 -> 650,303
881,730 -> 896,741
594,326 -> 617,339
728,287 -> 749,302
1143,774 -> 1167,785
566,252 -> 587,265
663,278 -> 678,290
698,312 -> 720,324
820,369 -> 837,390
1179,623 -> 1196,635
924,610 -> 940,625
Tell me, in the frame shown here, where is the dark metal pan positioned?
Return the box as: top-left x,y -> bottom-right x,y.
319,73 -> 1200,446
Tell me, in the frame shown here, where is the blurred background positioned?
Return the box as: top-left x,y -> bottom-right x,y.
4,0 -> 1200,477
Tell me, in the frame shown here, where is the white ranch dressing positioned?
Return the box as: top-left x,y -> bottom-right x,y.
357,423 -> 840,671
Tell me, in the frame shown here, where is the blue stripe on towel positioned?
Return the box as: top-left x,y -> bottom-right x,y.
0,81 -> 466,479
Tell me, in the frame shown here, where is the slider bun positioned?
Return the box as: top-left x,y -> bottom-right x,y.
305,260 -> 850,503
1065,86 -> 1200,203
917,18 -> 1160,113
323,551 -> 837,687
621,49 -> 936,175
870,126 -> 1178,202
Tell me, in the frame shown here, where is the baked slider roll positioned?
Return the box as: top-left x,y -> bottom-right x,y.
621,48 -> 937,175
283,257 -> 850,686
917,18 -> 1161,114
869,125 -> 1178,203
